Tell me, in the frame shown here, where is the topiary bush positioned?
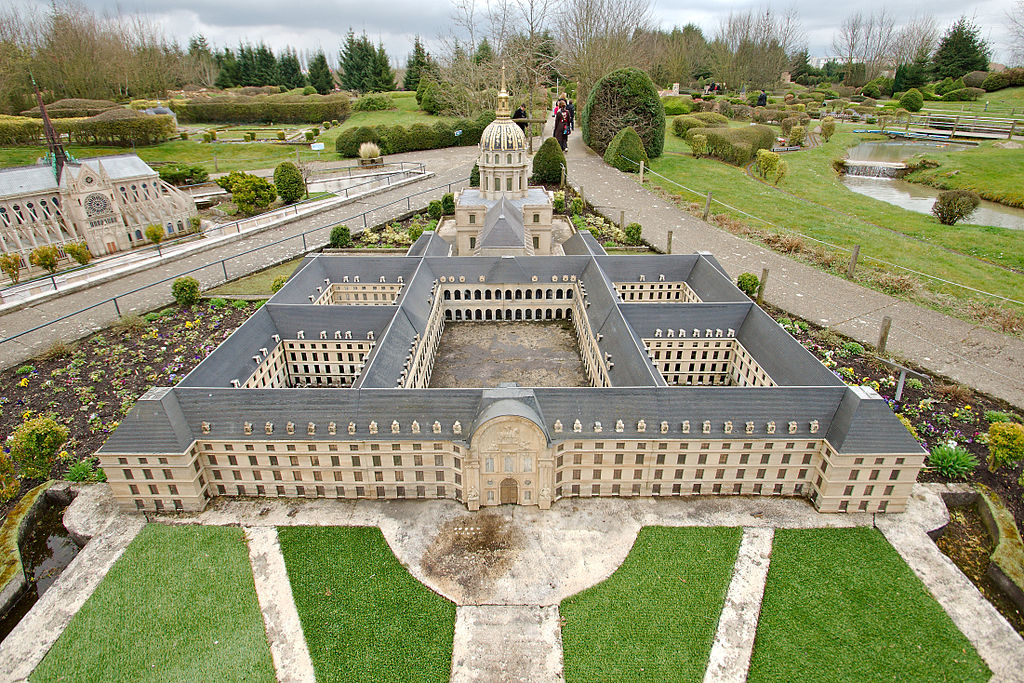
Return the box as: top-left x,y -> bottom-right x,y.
273,162 -> 305,203
672,113 -> 727,138
789,125 -> 805,146
820,116 -> 836,142
441,193 -> 455,216
428,200 -> 443,220
736,272 -> 759,297
755,149 -> 780,180
932,189 -> 980,225
532,137 -> 566,184
571,196 -> 584,216
686,125 -> 774,165
928,443 -> 978,478
171,276 -> 201,307
582,67 -> 665,158
271,275 -> 289,292
987,422 -> 1024,472
603,126 -> 649,173
689,134 -> 707,158
899,88 -> 924,112
624,222 -> 642,245
329,225 -> 352,248
9,414 -> 69,479
335,126 -> 381,157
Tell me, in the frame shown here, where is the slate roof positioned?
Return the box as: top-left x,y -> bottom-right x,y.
478,196 -> 526,249
0,164 -> 58,197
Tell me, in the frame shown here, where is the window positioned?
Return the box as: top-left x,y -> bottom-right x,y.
469,214 -> 476,224
533,213 -> 540,223
485,458 -> 494,473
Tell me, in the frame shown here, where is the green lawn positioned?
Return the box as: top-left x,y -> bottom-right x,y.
748,527 -> 989,683
904,141 -> 1024,207
207,258 -> 303,296
277,526 -> 455,683
31,524 -> 275,683
560,526 -> 742,682
650,122 -> 1024,306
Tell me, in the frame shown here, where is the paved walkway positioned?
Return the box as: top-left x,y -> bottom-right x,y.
559,130 -> 1024,408
0,146 -> 476,369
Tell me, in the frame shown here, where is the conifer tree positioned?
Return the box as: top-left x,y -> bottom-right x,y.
308,51 -> 334,94
277,50 -> 306,90
371,42 -> 396,92
404,36 -> 429,90
255,43 -> 279,85
932,17 -> 991,79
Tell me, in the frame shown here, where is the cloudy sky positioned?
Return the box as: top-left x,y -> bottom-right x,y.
14,0 -> 1018,68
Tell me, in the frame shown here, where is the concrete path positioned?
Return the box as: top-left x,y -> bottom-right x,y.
245,526 -> 317,683
0,485 -> 145,682
703,527 -> 774,683
0,145 -> 476,370
559,131 -> 1024,409
451,605 -> 564,682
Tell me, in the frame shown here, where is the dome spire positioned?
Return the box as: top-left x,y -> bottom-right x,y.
496,61 -> 511,119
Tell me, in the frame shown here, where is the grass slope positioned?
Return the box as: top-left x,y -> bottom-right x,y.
277,526 -> 455,683
31,524 -> 275,683
905,142 -> 1024,208
748,527 -> 989,682
652,122 -> 1023,304
560,526 -> 742,682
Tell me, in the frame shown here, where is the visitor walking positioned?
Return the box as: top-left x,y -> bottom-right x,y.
553,98 -> 571,151
756,89 -> 767,107
512,104 -> 528,132
566,99 -> 575,132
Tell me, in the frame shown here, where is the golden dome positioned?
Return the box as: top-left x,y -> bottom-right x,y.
480,118 -> 526,153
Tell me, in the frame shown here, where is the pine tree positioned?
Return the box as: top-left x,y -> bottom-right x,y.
474,38 -> 495,64
932,17 -> 991,80
214,47 -> 239,88
278,50 -> 306,90
340,30 -> 362,91
237,43 -> 258,86
404,36 -> 429,91
371,42 -> 396,92
308,51 -> 334,94
255,43 -> 279,86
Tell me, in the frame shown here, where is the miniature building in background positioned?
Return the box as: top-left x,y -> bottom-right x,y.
98,233 -> 925,515
453,67 -> 554,256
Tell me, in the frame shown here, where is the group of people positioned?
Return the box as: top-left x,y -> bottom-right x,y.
510,94 -> 575,152
702,81 -> 727,96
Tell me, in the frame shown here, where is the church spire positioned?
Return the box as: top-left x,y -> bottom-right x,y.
496,61 -> 511,119
31,73 -> 68,182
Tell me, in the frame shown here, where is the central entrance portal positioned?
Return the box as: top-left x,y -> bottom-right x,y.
499,478 -> 518,504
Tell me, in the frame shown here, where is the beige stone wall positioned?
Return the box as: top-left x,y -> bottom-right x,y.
614,281 -> 700,303
643,338 -> 774,387
314,282 -> 403,305
245,339 -> 374,388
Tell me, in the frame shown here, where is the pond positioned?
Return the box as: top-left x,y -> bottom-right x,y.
841,141 -> 1024,230
0,501 -> 80,643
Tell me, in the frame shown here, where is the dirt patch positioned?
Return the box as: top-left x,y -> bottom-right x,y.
936,505 -> 1024,637
421,513 -> 523,595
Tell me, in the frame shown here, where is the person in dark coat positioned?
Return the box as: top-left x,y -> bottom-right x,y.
553,98 -> 570,151
756,89 -> 768,107
512,104 -> 528,131
566,100 -> 576,132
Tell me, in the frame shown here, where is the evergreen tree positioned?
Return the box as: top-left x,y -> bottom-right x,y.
278,50 -> 306,90
404,36 -> 429,90
214,47 -> 239,89
932,17 -> 991,79
237,43 -> 258,86
255,43 -> 279,86
340,30 -> 362,91
371,42 -> 396,92
474,37 -> 495,64
308,51 -> 334,94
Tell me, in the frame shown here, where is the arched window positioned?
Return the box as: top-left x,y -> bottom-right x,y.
507,154 -> 512,164
506,177 -> 512,191
135,229 -> 143,240
0,207 -> 8,227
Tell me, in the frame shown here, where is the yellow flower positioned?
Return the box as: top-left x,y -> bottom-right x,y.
19,377 -> 29,387
184,320 -> 193,329
964,405 -> 972,411
22,410 -> 32,419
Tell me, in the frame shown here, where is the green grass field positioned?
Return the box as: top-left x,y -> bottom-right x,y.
904,141 -> 1024,207
560,526 -> 742,682
31,524 -> 275,683
650,121 -> 1023,307
207,258 -> 303,296
277,526 -> 456,683
747,527 -> 989,683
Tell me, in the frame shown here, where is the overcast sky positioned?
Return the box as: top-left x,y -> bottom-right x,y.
15,0 -> 1017,68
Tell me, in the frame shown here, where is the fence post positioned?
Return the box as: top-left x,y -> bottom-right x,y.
1009,120 -> 1017,140
302,232 -> 307,251
222,260 -> 228,281
560,166 -> 566,187
666,230 -> 673,254
112,297 -> 121,318
877,315 -> 892,354
756,268 -> 768,306
702,191 -> 712,221
620,210 -> 625,230
213,153 -> 219,173
639,161 -> 645,183
847,245 -> 860,279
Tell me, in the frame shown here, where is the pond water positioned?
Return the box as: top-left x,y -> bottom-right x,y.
0,502 -> 80,643
841,141 -> 1024,230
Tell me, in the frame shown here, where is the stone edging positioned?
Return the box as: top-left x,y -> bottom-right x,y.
0,481 -> 53,618
971,484 -> 1024,612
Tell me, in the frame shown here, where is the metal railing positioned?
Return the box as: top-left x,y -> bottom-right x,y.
0,176 -> 469,349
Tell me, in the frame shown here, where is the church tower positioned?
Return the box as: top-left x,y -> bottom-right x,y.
478,66 -> 528,200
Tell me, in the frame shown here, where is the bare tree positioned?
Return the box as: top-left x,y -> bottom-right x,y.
891,13 -> 939,65
712,7 -> 803,90
1010,0 -> 1024,66
861,8 -> 897,80
832,12 -> 865,68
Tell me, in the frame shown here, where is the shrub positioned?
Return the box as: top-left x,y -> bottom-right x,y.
202,133 -> 212,143
932,189 -> 980,225
686,125 -> 774,165
899,88 -> 923,112
169,93 -> 349,124
571,196 -> 584,216
29,245 -> 61,274
905,378 -> 925,391
407,123 -> 435,151
986,422 -> 1024,472
64,242 -> 91,265
942,88 -> 984,102
158,163 -> 209,185
582,67 -> 665,158
0,450 -> 17,503
672,113 -> 728,137
273,162 -> 305,203
322,121 -> 330,129
470,163 -> 480,187
736,272 -> 759,297
358,141 -> 381,159
0,253 -> 22,284
428,200 -> 443,221
553,191 -> 566,213
144,224 -> 165,245
780,115 -> 800,136
789,125 -> 805,146
689,133 -> 707,158
189,216 -> 202,233
661,95 -> 694,115
532,137 -> 566,184
624,222 -> 642,245
603,126 -> 649,173
431,121 -> 456,149
774,160 -> 788,185
377,125 -> 410,154
985,410 -> 1015,423
304,131 -> 314,141
67,459 -> 103,483
303,85 -> 316,95
9,415 -> 68,479
441,193 -> 455,216
230,174 -> 277,214
928,443 -> 978,478
329,225 -> 352,248
171,276 -> 201,306
277,131 -> 286,140
271,275 -> 289,292
755,149 -> 780,180
820,116 -> 836,142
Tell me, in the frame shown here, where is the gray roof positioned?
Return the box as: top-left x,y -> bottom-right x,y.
478,196 -> 526,249
407,231 -> 451,257
0,164 -> 57,197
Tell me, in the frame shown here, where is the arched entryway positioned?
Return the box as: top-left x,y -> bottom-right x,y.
500,478 -> 518,504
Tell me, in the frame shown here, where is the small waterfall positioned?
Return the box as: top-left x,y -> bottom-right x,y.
842,161 -> 907,178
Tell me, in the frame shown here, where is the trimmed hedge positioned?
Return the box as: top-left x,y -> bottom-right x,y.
67,109 -> 176,146
353,93 -> 395,111
981,68 -> 1024,92
334,112 -> 496,157
532,137 -> 566,184
170,94 -> 349,124
672,112 -> 728,138
603,127 -> 648,172
684,125 -> 774,165
942,87 -> 985,102
582,67 -> 665,158
900,89 -> 924,113
661,95 -> 694,116
20,98 -> 119,118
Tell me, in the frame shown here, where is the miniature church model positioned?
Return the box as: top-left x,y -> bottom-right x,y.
453,67 -> 554,256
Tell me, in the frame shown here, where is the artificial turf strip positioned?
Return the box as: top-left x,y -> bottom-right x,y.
277,526 -> 456,683
560,526 -> 743,682
747,527 -> 990,683
31,524 -> 275,683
